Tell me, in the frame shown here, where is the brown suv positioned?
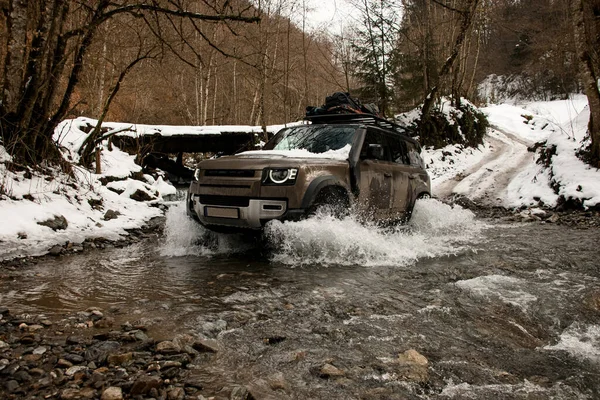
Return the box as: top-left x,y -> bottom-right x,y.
187,114 -> 430,232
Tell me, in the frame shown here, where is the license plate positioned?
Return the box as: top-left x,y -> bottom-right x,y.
205,207 -> 239,219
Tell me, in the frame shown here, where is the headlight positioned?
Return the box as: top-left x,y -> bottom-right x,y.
262,168 -> 298,185
194,168 -> 201,181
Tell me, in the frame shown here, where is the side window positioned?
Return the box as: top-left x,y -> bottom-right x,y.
361,129 -> 390,161
388,136 -> 409,165
406,142 -> 422,167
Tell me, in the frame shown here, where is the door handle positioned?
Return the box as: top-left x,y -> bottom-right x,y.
384,172 -> 392,178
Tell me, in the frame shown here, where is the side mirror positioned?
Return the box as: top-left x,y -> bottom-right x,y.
367,144 -> 384,160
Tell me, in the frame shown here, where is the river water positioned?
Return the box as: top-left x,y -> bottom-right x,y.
1,199 -> 599,399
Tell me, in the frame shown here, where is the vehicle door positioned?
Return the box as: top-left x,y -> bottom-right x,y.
387,134 -> 413,216
356,128 -> 395,219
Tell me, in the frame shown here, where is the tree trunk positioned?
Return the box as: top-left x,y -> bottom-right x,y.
572,0 -> 600,167
421,0 -> 480,119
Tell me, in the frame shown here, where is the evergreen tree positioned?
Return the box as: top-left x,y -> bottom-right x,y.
350,0 -> 400,116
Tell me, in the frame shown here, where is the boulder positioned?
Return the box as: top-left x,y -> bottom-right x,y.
37,215 -> 68,231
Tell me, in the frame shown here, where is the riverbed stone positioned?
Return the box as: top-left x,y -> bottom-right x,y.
94,317 -> 114,329
65,365 -> 87,376
84,341 -> 120,363
64,353 -> 85,364
156,341 -> 180,354
33,346 -> 47,355
130,374 -> 162,395
167,387 -> 185,400
192,338 -> 220,353
14,370 -> 33,383
395,349 -> 429,382
57,358 -> 74,368
101,386 -> 123,400
107,352 -> 133,366
320,363 -> 345,378
5,379 -> 19,393
0,340 -> 8,349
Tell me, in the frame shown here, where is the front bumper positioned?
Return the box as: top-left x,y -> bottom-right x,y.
190,194 -> 301,229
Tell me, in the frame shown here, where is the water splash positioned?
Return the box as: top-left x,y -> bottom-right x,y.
265,198 -> 483,267
159,203 -> 255,257
160,199 -> 483,265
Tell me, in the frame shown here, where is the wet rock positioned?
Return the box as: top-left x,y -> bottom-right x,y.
38,215 -> 68,231
65,365 -> 87,376
13,370 -> 33,383
64,353 -> 85,364
103,210 -> 121,221
547,213 -> 560,223
85,341 -> 120,363
168,387 -> 185,400
57,358 -> 74,368
33,376 -> 52,390
94,317 -> 115,329
61,388 -> 95,400
5,379 -> 19,393
0,340 -> 8,350
33,346 -> 47,355
156,341 -> 180,354
184,372 -> 205,389
395,349 -> 429,383
268,372 -> 289,391
101,386 -> 123,400
29,368 -> 46,377
130,374 -> 162,395
230,385 -> 250,400
107,352 -> 133,366
20,333 -> 37,344
192,338 -> 221,353
320,363 -> 345,378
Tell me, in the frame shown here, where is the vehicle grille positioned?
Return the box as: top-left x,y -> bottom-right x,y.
204,169 -> 256,178
199,195 -> 250,207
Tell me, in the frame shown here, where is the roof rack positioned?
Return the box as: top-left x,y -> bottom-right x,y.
304,113 -> 413,137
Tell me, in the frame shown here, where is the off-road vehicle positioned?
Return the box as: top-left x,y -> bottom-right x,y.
186,114 -> 430,232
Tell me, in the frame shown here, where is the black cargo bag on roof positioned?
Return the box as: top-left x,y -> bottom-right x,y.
325,92 -> 363,113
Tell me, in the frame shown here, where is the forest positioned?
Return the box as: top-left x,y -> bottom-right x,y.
1,0 -> 599,166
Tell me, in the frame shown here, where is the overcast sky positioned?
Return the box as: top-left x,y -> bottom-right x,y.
300,0 -> 358,33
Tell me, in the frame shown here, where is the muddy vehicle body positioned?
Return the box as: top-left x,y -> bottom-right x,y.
187,114 -> 430,232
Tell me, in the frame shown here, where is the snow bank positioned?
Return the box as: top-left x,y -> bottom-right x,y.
55,116 -> 299,143
0,119 -> 179,259
486,95 -> 600,208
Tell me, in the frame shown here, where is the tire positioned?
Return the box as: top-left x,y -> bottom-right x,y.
306,188 -> 350,219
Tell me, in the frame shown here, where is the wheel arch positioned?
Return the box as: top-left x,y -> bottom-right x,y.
300,176 -> 351,210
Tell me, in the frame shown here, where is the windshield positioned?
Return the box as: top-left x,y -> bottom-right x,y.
264,125 -> 357,154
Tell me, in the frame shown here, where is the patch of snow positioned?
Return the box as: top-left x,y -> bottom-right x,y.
0,146 -> 12,163
239,144 -> 352,161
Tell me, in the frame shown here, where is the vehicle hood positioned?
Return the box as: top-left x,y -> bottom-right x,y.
199,153 -> 349,170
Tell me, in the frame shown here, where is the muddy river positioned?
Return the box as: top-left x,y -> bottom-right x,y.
1,199 -> 599,399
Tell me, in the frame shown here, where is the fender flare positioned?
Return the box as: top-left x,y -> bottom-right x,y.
300,176 -> 351,209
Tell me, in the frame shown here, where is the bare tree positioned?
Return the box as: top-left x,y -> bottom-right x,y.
0,0 -> 259,166
572,0 -> 600,167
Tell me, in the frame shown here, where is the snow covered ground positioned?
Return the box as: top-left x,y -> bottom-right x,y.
1,95 -> 598,259
428,94 -> 599,209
